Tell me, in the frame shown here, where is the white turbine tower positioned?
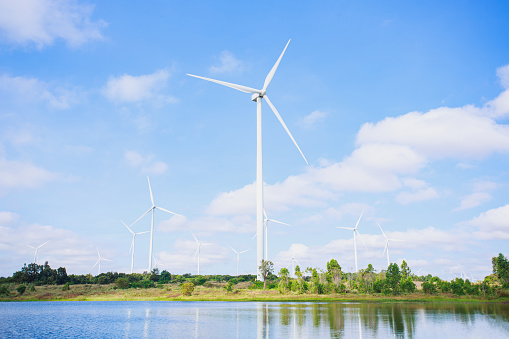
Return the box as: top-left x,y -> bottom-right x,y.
27,241 -> 50,264
191,231 -> 203,275
227,244 -> 250,276
337,210 -> 367,272
91,248 -> 112,275
131,176 -> 183,273
377,221 -> 402,268
122,220 -> 150,274
188,39 -> 308,279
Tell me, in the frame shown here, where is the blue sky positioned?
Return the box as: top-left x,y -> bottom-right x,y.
1,0 -> 508,280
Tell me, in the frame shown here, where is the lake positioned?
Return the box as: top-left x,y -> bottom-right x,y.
1,301 -> 508,338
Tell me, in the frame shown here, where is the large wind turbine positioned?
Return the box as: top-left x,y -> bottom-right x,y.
188,40 -> 308,278
227,244 -> 250,276
338,210 -> 367,272
91,248 -> 112,275
27,241 -> 50,264
122,220 -> 150,274
377,221 -> 402,267
131,176 -> 183,272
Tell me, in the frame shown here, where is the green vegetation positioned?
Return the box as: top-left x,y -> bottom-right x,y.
1,254 -> 509,302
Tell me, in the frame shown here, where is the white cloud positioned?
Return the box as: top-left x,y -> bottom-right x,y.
454,192 -> 491,211
396,187 -> 439,205
209,51 -> 244,74
0,211 -> 19,226
470,204 -> 509,239
0,0 -> 105,48
357,105 -> 509,159
124,150 -> 168,175
497,64 -> 509,89
102,69 -> 176,104
0,74 -> 81,109
0,157 -> 57,193
300,110 -> 328,128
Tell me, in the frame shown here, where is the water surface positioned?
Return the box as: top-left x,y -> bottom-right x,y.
1,301 -> 508,338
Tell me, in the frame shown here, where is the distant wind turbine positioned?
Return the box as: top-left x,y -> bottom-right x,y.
121,220 -> 150,274
91,248 -> 112,275
227,244 -> 250,276
252,209 -> 292,261
188,39 -> 308,278
191,231 -> 204,275
377,221 -> 402,268
338,210 -> 367,272
131,176 -> 183,272
27,241 -> 50,264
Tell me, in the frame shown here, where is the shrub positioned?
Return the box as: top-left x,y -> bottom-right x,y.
28,283 -> 36,292
17,284 -> 26,295
180,282 -> 195,296
400,277 -> 416,293
114,277 -> 130,289
62,282 -> 70,291
422,281 -> 437,294
0,285 -> 10,296
223,281 -> 233,293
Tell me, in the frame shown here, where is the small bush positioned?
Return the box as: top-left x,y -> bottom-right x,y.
422,281 -> 437,294
62,282 -> 70,291
0,285 -> 10,296
114,277 -> 130,289
180,282 -> 195,296
223,281 -> 233,293
17,284 -> 26,295
28,283 -> 36,292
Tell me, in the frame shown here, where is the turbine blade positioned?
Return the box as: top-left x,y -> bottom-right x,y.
356,230 -> 368,249
377,221 -> 388,239
131,208 -> 152,227
294,258 -> 301,266
194,247 -> 199,257
156,206 -> 183,217
91,260 -> 99,269
129,239 -> 134,254
227,244 -> 238,254
187,74 -> 261,94
269,219 -> 292,227
122,220 -> 134,234
337,227 -> 355,231
102,259 -> 113,262
355,209 -> 364,230
136,231 -> 150,235
96,247 -> 100,258
264,95 -> 308,164
38,240 -> 50,249
263,209 -> 268,220
262,39 -> 291,92
27,245 -> 36,249
147,177 -> 154,206
251,232 -> 257,240
190,231 -> 199,244
239,249 -> 250,254
382,243 -> 388,258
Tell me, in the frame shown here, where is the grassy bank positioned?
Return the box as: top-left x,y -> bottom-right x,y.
1,283 -> 507,303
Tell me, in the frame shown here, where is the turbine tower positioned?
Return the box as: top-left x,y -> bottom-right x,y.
227,244 -> 250,276
377,221 -> 402,267
188,40 -> 308,278
91,248 -> 112,275
131,176 -> 183,272
337,210 -> 367,272
122,220 -> 150,274
27,241 -> 50,264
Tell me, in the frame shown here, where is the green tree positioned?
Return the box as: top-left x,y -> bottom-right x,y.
160,270 -> 171,283
400,260 -> 411,279
258,260 -> 274,289
385,263 -> 401,294
278,267 -> 290,294
180,282 -> 195,296
492,253 -> 509,287
61,282 -> 70,291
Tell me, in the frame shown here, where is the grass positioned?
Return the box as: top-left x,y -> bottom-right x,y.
1,282 -> 508,303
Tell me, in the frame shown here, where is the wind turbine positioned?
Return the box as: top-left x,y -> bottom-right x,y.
252,209 -> 292,261
27,241 -> 50,264
338,210 -> 367,272
289,253 -> 300,277
121,220 -> 150,274
377,221 -> 402,268
188,39 -> 308,279
191,231 -> 203,275
131,176 -> 183,272
227,244 -> 250,276
91,248 -> 112,275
